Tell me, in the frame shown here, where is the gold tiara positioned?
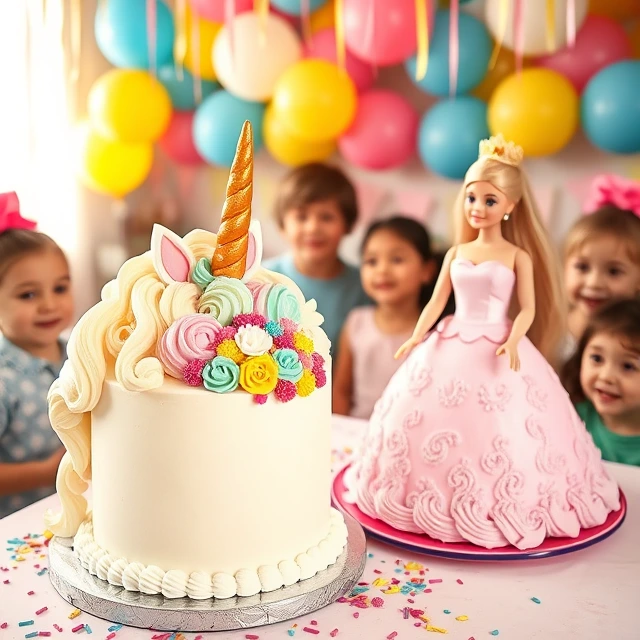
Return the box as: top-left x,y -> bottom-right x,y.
478,133 -> 524,167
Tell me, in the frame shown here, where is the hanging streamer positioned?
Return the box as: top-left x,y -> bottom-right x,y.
566,0 -> 576,48
174,0 -> 187,81
414,0 -> 429,81
488,0 -> 508,69
225,0 -> 236,77
364,0 -> 376,74
254,0 -> 269,46
513,0 -> 524,75
449,0 -> 459,97
147,0 -> 157,76
545,0 -> 555,52
192,10 -> 202,105
334,0 -> 346,70
68,0 -> 81,84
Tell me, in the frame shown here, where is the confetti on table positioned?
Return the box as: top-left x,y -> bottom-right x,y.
245,635 -> 259,639
443,610 -> 451,614
329,630 -> 339,637
84,624 -> 92,635
302,628 -> 319,635
457,579 -> 464,585
404,562 -> 423,571
531,597 -> 541,604
53,625 -> 63,633
287,631 -> 295,637
372,578 -> 389,587
0,622 -> 7,629
19,620 -> 35,627
371,597 -> 384,608
426,625 -> 448,633
387,633 -> 398,640
490,631 -> 500,636
107,625 -> 122,633
27,590 -> 35,595
71,624 -> 84,633
68,610 -> 81,620
383,585 -> 400,594
353,612 -> 359,619
456,615 -> 469,622
105,634 -> 116,640
428,579 -> 442,584
35,607 -> 48,616
39,633 -> 52,637
310,620 -> 318,625
24,632 -> 38,639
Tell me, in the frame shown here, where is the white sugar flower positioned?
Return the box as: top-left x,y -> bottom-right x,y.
234,325 -> 273,356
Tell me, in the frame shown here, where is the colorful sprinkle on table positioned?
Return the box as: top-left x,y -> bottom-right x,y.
53,625 -> 62,633
19,620 -> 35,627
443,610 -> 451,614
70,624 -> 84,633
457,579 -> 464,584
426,625 -> 448,633
428,579 -> 442,584
35,607 -> 47,616
490,631 -> 500,636
245,635 -> 259,639
24,632 -> 38,639
531,597 -> 541,604
329,630 -> 339,637
68,610 -> 81,620
456,615 -> 469,621
302,628 -> 319,635
107,625 -> 122,633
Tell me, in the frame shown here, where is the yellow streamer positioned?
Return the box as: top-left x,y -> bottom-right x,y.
488,0 -> 509,69
254,0 -> 269,46
414,0 -> 429,81
68,0 -> 81,84
334,0 -> 345,70
174,0 -> 187,81
546,0 -> 555,52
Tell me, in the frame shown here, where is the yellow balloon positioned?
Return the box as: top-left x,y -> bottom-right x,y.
310,0 -> 335,34
184,9 -> 222,81
88,69 -> 172,144
589,0 -> 640,22
472,47 -> 533,102
272,59 -> 357,143
263,105 -> 336,166
488,68 -> 578,157
629,21 -> 640,60
75,122 -> 153,198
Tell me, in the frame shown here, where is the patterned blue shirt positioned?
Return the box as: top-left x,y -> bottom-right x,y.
0,337 -> 66,518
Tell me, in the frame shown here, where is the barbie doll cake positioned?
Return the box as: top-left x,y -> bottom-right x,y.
345,135 -> 620,551
45,122 -> 347,599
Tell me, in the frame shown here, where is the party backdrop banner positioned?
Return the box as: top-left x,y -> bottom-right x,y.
392,188 -> 434,223
353,178 -> 389,226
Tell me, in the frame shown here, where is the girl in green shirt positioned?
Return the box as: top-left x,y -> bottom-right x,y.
562,298 -> 640,467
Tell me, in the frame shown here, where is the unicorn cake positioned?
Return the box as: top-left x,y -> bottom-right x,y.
45,122 -> 347,600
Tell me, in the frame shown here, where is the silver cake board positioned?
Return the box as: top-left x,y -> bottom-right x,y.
48,514 -> 367,632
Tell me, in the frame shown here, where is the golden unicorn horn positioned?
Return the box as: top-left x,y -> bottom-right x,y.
211,120 -> 253,279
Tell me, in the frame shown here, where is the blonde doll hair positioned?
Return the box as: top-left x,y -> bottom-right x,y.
453,151 -> 566,365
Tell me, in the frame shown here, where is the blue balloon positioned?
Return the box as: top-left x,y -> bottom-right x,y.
193,92 -> 266,168
95,0 -> 174,70
582,61 -> 640,154
418,97 -> 489,180
158,65 -> 218,111
405,10 -> 492,97
271,0 -> 327,16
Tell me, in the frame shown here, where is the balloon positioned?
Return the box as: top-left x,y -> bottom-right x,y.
629,21 -> 640,60
263,106 -> 336,166
484,0 -> 588,56
193,90 -> 266,167
88,69 -> 172,144
303,28 -> 375,93
272,60 -> 357,143
472,47 -> 520,102
536,16 -> 632,93
343,0 -> 436,66
418,97 -> 489,180
95,0 -> 174,69
183,10 -> 222,82
271,0 -> 328,16
157,64 -> 218,111
189,0 -> 253,22
405,10 -> 492,97
588,0 -> 640,22
75,122 -> 153,198
310,0 -> 335,34
213,13 -> 301,101
338,90 -> 419,170
582,61 -> 640,154
488,68 -> 578,156
158,111 -> 204,166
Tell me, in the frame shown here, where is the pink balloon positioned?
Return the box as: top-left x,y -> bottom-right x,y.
303,28 -> 375,93
159,111 -> 204,166
189,0 -> 253,22
343,0 -> 436,66
338,90 -> 419,170
536,16 -> 632,93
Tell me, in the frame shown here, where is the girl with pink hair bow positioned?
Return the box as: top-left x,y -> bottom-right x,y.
563,174 -> 640,359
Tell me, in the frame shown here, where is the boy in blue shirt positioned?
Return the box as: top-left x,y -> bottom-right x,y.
264,163 -> 370,359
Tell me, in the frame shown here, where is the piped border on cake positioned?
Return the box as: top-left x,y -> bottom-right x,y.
73,508 -> 348,600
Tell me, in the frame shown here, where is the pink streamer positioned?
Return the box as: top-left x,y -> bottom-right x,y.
513,0 -> 524,75
365,0 -> 376,76
225,0 -> 235,77
449,0 -> 459,97
566,0 -> 576,47
301,0 -> 312,44
147,0 -> 157,75
192,13 -> 202,105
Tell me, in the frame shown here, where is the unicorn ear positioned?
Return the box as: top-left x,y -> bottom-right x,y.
241,220 -> 263,282
151,224 -> 195,285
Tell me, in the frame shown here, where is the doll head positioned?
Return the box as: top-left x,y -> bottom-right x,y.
454,134 -> 566,365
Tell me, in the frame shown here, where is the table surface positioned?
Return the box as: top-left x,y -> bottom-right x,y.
1,415 -> 638,640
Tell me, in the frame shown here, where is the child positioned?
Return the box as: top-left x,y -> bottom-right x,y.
333,217 -> 449,419
264,162 -> 369,358
0,193 -> 73,518
563,174 -> 640,358
562,298 -> 640,466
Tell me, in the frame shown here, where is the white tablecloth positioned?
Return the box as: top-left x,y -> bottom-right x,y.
0,415 -> 638,640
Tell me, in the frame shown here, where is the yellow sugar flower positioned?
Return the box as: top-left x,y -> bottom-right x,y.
296,369 -> 316,397
293,332 -> 314,354
216,339 -> 246,364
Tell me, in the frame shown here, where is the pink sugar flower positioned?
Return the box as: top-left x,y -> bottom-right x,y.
315,369 -> 327,389
312,352 -> 325,369
280,317 -> 298,334
253,394 -> 268,405
273,334 -> 294,350
183,359 -> 207,386
297,351 -> 312,370
233,313 -> 267,329
212,326 -> 238,348
275,379 -> 297,403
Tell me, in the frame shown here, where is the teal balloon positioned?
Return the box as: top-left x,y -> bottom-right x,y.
271,0 -> 327,16
193,91 -> 266,168
158,65 -> 218,111
419,97 -> 489,179
95,0 -> 174,69
582,61 -> 640,154
405,10 -> 492,97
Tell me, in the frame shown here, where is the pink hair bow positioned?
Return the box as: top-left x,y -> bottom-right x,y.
0,192 -> 37,232
583,174 -> 640,218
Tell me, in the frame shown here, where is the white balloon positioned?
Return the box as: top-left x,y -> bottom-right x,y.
213,13 -> 302,102
484,0 -> 588,56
